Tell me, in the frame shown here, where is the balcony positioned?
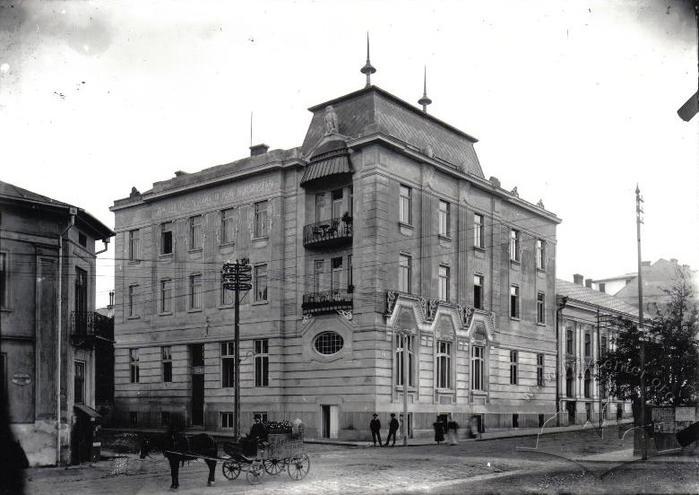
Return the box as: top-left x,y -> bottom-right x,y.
302,289 -> 353,315
303,216 -> 352,249
70,311 -> 97,348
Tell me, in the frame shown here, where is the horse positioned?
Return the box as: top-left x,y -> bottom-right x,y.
140,431 -> 218,490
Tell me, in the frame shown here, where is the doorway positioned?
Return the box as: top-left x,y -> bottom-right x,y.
190,344 -> 205,426
566,401 -> 576,425
321,405 -> 338,439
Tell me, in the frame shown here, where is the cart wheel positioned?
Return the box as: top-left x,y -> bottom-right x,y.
263,458 -> 284,475
287,454 -> 310,481
222,460 -> 241,480
246,464 -> 263,485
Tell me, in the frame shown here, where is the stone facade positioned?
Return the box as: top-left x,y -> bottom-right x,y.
111,86 -> 561,439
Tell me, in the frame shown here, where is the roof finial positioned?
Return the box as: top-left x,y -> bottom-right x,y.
418,65 -> 432,112
360,32 -> 376,88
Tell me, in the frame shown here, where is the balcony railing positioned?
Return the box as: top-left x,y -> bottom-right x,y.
70,311 -> 96,348
302,289 -> 353,315
303,217 -> 352,249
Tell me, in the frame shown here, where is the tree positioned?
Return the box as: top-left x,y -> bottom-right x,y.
597,275 -> 699,409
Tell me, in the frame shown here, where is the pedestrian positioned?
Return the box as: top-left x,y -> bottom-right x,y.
369,413 -> 382,447
433,416 -> 445,445
447,415 -> 459,445
249,416 -> 267,443
384,413 -> 399,447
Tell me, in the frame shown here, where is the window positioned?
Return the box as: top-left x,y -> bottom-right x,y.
331,257 -> 343,292
438,265 -> 450,301
221,208 -> 235,244
74,361 -> 85,404
512,414 -> 519,428
585,402 -> 592,422
78,232 -> 87,247
332,189 -> 343,218
160,279 -> 172,313
313,260 -> 324,293
584,369 -> 591,399
436,341 -> 452,389
509,229 -> 520,262
130,412 -> 138,426
537,292 -> 545,324
0,253 -> 6,308
161,222 -> 173,255
189,215 -> 202,250
315,193 -> 326,222
566,326 -> 574,355
601,336 -> 608,358
128,285 -> 138,317
537,354 -> 544,386
399,185 -> 412,224
314,331 -> 344,355
566,367 -> 574,397
190,343 -> 204,367
221,276 -> 234,306
473,275 -> 483,310
189,274 -> 202,310
129,348 -> 140,383
584,332 -> 591,357
399,254 -> 412,293
472,345 -> 485,391
254,412 -> 268,423
254,200 -> 268,238
510,285 -> 520,319
162,346 -> 172,382
221,342 -> 235,388
254,264 -> 268,302
395,334 -> 414,387
509,350 -> 518,385
438,200 -> 450,237
536,239 -> 546,270
474,214 -> 484,248
221,412 -> 234,429
161,411 -> 170,426
254,339 -> 269,387
347,255 -> 353,291
128,230 -> 140,260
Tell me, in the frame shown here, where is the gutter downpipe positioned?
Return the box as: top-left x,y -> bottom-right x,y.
56,211 -> 75,465
555,296 -> 568,427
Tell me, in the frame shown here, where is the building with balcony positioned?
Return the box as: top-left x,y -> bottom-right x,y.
111,82 -> 560,439
0,180 -> 114,465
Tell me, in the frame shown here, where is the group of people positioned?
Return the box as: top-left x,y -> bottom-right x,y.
369,413 -> 463,446
369,413 -> 401,447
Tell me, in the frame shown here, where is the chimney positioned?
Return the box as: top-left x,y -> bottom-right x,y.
250,143 -> 269,156
573,274 -> 584,285
585,278 -> 593,288
599,282 -> 606,293
174,170 -> 188,177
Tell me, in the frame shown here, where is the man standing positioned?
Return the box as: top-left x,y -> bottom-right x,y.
384,413 -> 400,447
369,413 -> 382,447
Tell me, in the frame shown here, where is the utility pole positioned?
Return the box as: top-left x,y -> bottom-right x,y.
222,258 -> 252,440
635,184 -> 647,460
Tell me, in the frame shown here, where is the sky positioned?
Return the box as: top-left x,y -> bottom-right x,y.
1,0 -> 697,307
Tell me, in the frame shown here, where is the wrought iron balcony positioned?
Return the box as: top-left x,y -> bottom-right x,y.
302,289 -> 353,315
70,311 -> 96,348
303,216 -> 352,249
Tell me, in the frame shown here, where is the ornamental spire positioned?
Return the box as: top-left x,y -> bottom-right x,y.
360,32 -> 376,88
418,65 -> 432,112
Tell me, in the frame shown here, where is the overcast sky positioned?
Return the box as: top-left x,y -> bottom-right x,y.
1,0 -> 697,307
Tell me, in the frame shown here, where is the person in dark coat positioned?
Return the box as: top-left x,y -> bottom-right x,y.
384,413 -> 400,447
433,416 -> 445,445
369,413 -> 382,447
249,416 -> 267,442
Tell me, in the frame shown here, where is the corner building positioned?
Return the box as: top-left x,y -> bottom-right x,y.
111,86 -> 561,439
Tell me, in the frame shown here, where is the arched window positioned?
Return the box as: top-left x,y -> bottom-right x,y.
566,367 -> 574,398
584,369 -> 591,398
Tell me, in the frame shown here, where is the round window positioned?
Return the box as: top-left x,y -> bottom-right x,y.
314,331 -> 344,355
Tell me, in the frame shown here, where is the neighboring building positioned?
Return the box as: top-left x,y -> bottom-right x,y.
0,180 -> 114,465
589,272 -> 636,296
111,83 -> 560,439
556,276 -> 637,425
95,293 -> 115,423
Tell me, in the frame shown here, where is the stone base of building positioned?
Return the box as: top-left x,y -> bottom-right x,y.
11,419 -> 71,466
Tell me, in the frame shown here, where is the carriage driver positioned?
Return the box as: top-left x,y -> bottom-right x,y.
249,415 -> 268,442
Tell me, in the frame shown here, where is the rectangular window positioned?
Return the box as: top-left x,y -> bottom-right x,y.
189,215 -> 202,250
438,265 -> 450,301
536,239 -> 546,270
162,346 -> 172,382
399,254 -> 412,293
438,200 -> 450,237
220,276 -> 234,306
537,292 -> 545,324
254,339 -> 269,387
510,229 -> 520,262
254,200 -> 269,238
473,275 -> 483,310
332,189 -> 343,219
189,274 -> 202,310
78,232 -> 87,247
474,213 -> 484,249
566,325 -> 574,355
512,413 -> 519,428
221,412 -> 234,429
221,342 -> 235,388
537,354 -> 544,387
129,348 -> 139,383
313,260 -> 324,293
509,350 -> 518,385
161,222 -> 173,255
221,208 -> 235,244
161,411 -> 170,426
160,279 -> 172,314
254,264 -> 268,302
128,285 -> 138,317
510,285 -> 520,319
74,361 -> 85,404
436,341 -> 452,389
190,343 -> 204,367
395,334 -> 414,387
601,336 -> 608,358
128,230 -> 140,261
471,345 -> 485,391
399,185 -> 412,224
315,193 -> 326,222
347,255 -> 353,291
331,257 -> 343,292
584,332 -> 591,357
130,411 -> 138,426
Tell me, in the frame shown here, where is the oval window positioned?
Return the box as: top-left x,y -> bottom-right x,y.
314,331 -> 344,355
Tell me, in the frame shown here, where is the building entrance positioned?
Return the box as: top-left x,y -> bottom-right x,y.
321,405 -> 338,439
